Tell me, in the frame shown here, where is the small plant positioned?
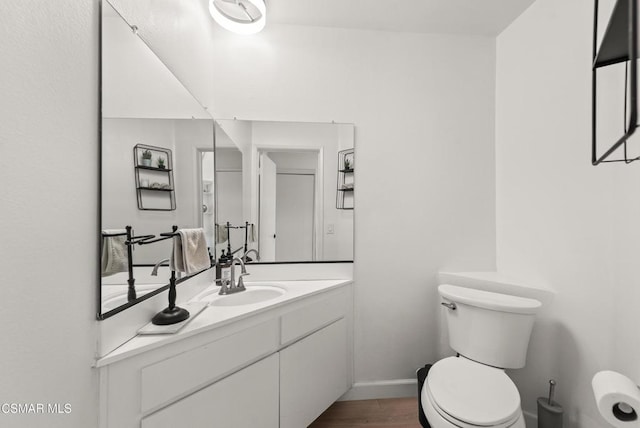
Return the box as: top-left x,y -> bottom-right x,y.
344,157 -> 352,170
157,157 -> 166,169
142,149 -> 152,160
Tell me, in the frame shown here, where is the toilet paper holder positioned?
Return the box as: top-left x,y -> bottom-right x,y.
592,370 -> 640,427
612,402 -> 638,422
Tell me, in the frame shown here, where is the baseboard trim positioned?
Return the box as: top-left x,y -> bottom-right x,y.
339,379 -> 418,401
523,409 -> 536,427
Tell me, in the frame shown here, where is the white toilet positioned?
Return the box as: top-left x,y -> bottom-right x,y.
421,284 -> 542,428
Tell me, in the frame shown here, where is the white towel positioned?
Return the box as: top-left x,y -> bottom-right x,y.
248,223 -> 256,243
101,229 -> 128,277
170,228 -> 210,276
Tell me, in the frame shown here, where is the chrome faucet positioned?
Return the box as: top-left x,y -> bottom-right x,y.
151,258 -> 169,276
151,258 -> 181,279
242,248 -> 260,263
219,257 -> 249,295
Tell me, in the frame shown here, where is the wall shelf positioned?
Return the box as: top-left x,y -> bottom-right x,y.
136,165 -> 173,172
594,0 -> 633,67
336,149 -> 354,210
592,0 -> 640,165
137,187 -> 174,192
133,144 -> 176,211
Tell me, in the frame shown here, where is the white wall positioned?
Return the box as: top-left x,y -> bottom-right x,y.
495,0 -> 640,426
216,120 -> 254,236
208,25 -> 497,387
102,13 -> 208,120
0,1 -> 99,427
269,151 -> 318,171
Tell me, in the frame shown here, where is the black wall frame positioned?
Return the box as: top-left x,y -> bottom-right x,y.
593,0 -> 640,164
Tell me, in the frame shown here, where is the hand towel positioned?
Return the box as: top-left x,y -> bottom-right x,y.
215,223 -> 228,244
101,229 -> 128,277
170,228 -> 210,276
248,223 -> 256,243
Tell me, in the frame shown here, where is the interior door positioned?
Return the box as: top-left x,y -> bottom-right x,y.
276,173 -> 314,261
259,153 -> 277,261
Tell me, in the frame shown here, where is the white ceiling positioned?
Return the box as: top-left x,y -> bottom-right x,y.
266,0 -> 536,36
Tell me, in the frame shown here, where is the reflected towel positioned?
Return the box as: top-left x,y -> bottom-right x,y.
101,229 -> 128,277
215,223 -> 228,244
248,223 -> 256,243
170,228 -> 210,276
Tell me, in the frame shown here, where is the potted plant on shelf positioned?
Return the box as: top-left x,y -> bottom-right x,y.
344,157 -> 352,171
157,157 -> 166,169
141,149 -> 152,167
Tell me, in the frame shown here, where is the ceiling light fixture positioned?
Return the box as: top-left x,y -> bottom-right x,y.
209,0 -> 266,35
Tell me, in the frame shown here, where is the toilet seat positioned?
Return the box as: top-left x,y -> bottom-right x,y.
426,357 -> 521,427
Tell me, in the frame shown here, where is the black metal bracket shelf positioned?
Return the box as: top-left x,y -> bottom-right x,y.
336,149 -> 354,210
133,144 -> 176,210
592,0 -> 640,165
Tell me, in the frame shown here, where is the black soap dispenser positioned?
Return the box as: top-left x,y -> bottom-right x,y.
215,250 -> 232,285
215,250 -> 226,283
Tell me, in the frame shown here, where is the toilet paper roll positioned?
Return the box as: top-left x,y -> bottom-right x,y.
593,371 -> 640,427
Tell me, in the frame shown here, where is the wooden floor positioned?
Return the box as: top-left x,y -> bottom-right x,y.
309,398 -> 422,428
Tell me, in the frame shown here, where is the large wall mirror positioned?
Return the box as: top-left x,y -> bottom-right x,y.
99,1 -> 215,319
214,120 -> 354,264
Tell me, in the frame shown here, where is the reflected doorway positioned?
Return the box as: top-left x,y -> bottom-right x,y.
259,150 -> 319,262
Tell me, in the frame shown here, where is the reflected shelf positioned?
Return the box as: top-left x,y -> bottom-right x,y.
137,187 -> 174,192
135,165 -> 173,172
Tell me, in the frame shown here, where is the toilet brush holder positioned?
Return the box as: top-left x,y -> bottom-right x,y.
538,380 -> 563,428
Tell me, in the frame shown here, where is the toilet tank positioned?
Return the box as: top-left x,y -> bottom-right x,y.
439,284 -> 541,369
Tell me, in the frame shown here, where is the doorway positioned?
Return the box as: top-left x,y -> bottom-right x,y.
258,150 -> 320,262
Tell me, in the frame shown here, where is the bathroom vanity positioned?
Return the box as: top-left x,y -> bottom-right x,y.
96,279 -> 354,428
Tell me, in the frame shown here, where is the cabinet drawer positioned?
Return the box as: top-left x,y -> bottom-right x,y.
140,319 -> 278,413
280,319 -> 349,428
280,289 -> 348,345
142,353 -> 279,428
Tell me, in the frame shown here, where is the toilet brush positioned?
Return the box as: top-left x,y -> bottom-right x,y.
537,379 -> 563,428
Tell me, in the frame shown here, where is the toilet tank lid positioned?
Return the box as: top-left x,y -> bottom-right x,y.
439,284 -> 541,314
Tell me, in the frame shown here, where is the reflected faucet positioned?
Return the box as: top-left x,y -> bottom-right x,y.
151,258 -> 181,279
151,258 -> 169,276
219,257 -> 249,295
242,249 -> 260,263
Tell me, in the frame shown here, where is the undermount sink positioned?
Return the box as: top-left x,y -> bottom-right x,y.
198,285 -> 286,306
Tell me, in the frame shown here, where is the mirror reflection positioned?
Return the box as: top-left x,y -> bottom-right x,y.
214,120 -> 354,263
100,1 -> 215,318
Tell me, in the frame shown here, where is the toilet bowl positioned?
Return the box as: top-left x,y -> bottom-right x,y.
420,285 -> 541,428
421,357 -> 525,428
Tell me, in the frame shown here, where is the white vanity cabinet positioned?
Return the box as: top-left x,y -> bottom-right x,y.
280,319 -> 348,428
98,282 -> 353,428
142,354 -> 280,428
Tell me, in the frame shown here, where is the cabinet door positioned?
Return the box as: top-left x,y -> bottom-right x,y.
280,319 -> 348,428
142,354 -> 279,428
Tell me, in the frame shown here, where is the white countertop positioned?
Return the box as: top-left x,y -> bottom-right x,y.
96,279 -> 352,367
